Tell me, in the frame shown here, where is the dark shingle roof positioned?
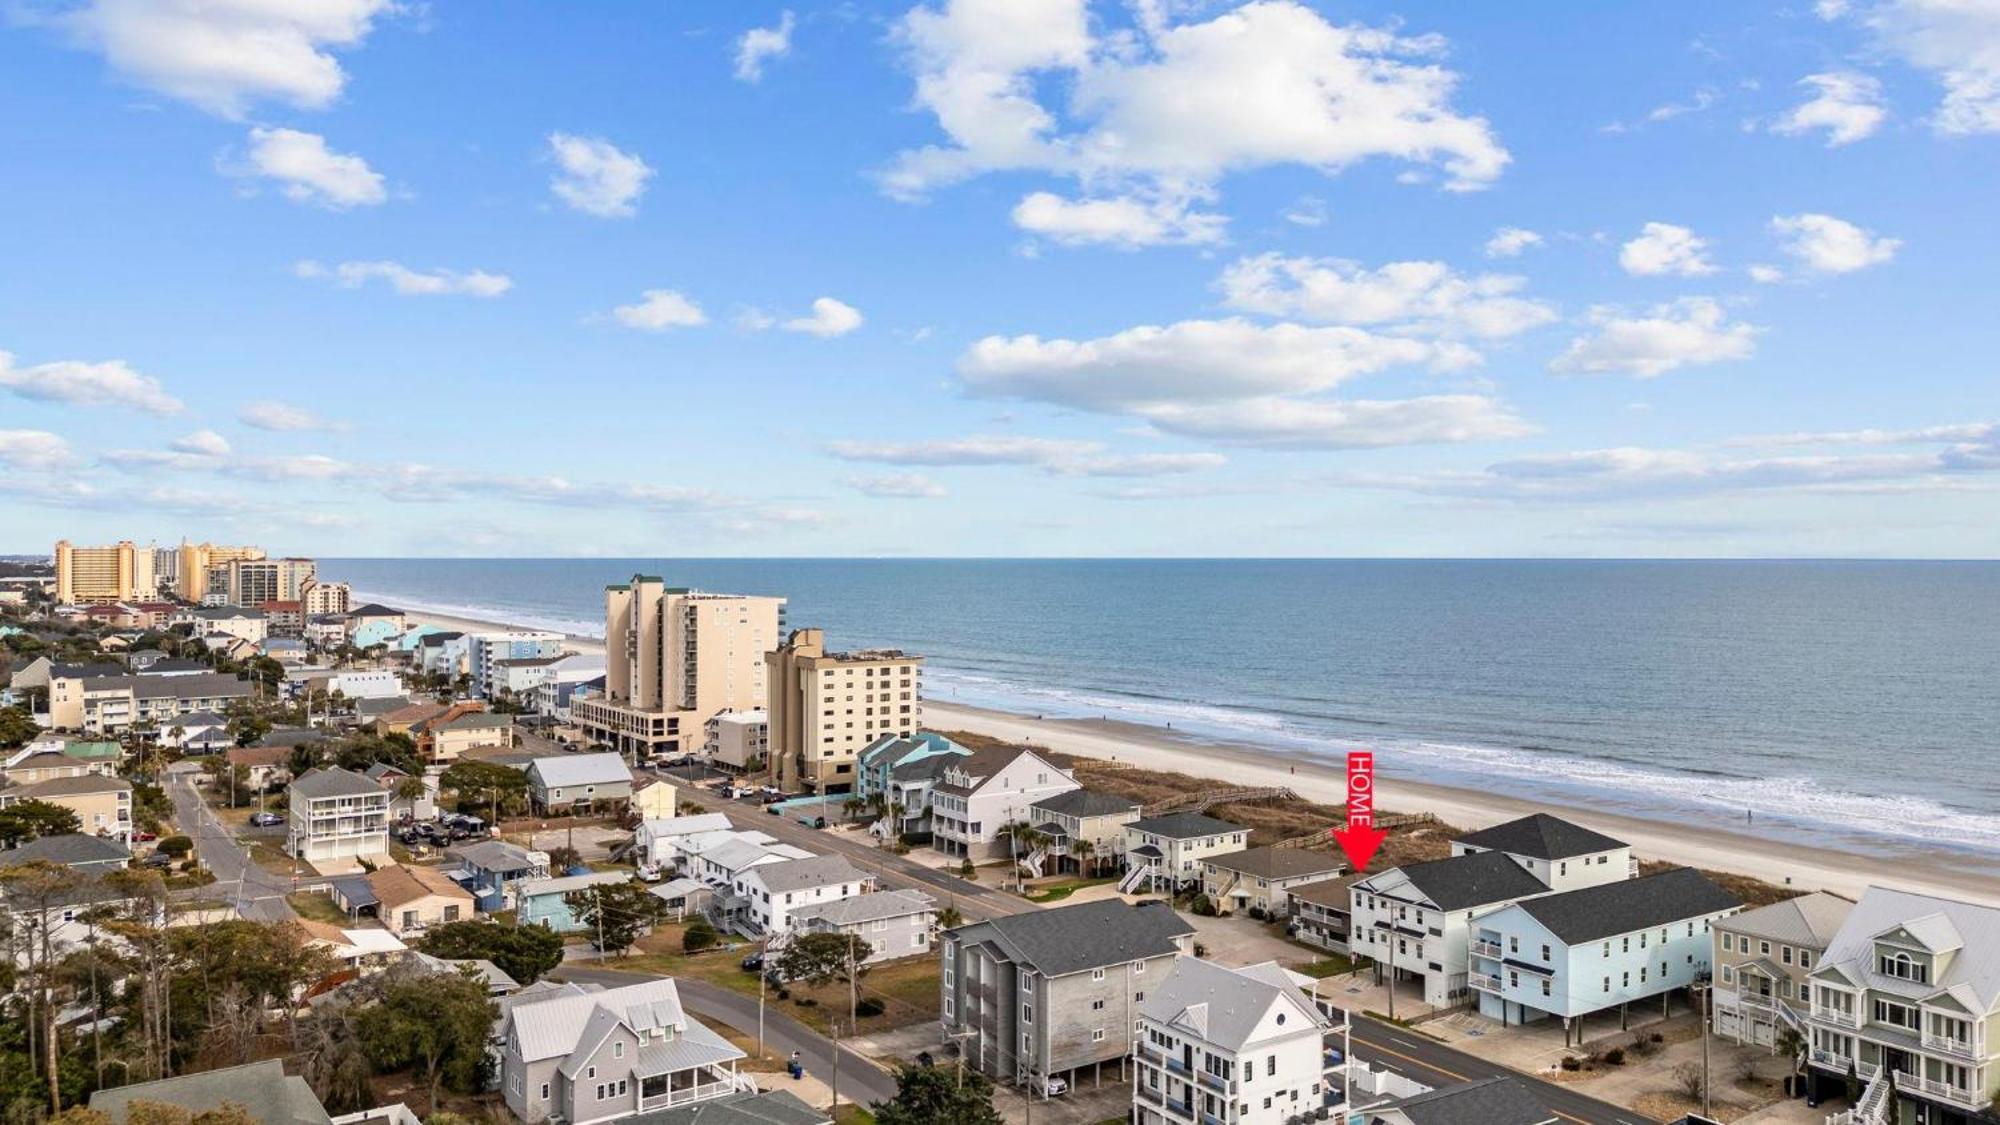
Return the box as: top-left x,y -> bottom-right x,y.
1378,1076 -> 1557,1125
1030,788 -> 1141,818
5,833 -> 130,867
88,1058 -> 332,1124
626,1089 -> 829,1125
346,603 -> 403,617
1514,867 -> 1739,945
1390,850 -> 1551,912
1127,812 -> 1243,840
887,754 -> 959,783
954,899 -> 1192,977
1455,813 -> 1627,861
1203,845 -> 1345,880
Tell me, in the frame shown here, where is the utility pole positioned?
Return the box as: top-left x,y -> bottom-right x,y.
756,936 -> 768,1060
1698,981 -> 1712,1116
829,1020 -> 840,1115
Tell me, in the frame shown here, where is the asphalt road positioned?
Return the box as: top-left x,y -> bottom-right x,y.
1345,1015 -> 1659,1125
656,773 -> 1035,923
167,775 -> 302,923
553,964 -> 900,1110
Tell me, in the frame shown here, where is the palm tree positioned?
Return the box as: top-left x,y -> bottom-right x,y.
1071,838 -> 1097,878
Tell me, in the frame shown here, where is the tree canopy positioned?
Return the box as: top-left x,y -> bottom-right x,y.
775,932 -> 873,990
415,921 -> 564,985
0,800 -> 82,845
354,970 -> 495,1114
562,879 -> 664,954
872,1063 -> 1004,1125
0,705 -> 39,751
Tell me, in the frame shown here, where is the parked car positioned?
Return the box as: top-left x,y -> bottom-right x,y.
760,793 -> 786,805
141,852 -> 173,868
797,816 -> 827,830
1042,1077 -> 1068,1098
130,830 -> 158,842
740,953 -> 764,972
637,863 -> 664,882
248,812 -> 284,827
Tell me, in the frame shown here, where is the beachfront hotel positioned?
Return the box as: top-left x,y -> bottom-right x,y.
571,576 -> 784,761
173,540 -> 266,603
764,626 -> 923,793
1806,886 -> 2000,1124
52,540 -> 154,604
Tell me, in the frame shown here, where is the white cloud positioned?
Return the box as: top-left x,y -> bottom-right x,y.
547,133 -> 654,218
0,349 -> 183,414
1646,86 -> 1721,123
1216,254 -> 1557,340
170,429 -> 231,456
1770,212 -> 1901,273
50,0 -> 396,118
1282,196 -> 1328,228
783,297 -> 864,337
885,0 -> 1507,244
826,434 -> 1226,476
1137,395 -> 1534,449
1011,190 -> 1226,247
239,401 -> 344,432
1731,422 -> 1995,447
1618,222 -> 1715,277
845,473 -> 949,498
293,259 -> 512,297
1748,264 -> 1786,284
0,430 -> 73,470
735,11 -> 796,82
1843,0 -> 2000,134
1772,72 -> 1887,145
232,127 -> 386,209
1484,227 -> 1543,258
1551,298 -> 1760,378
610,290 -> 709,332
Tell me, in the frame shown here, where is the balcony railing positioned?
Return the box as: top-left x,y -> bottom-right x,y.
1812,1007 -> 1860,1029
1196,1070 -> 1233,1095
1469,973 -> 1502,993
1901,1072 -> 1980,1108
1920,1034 -> 1978,1060
1470,940 -> 1504,960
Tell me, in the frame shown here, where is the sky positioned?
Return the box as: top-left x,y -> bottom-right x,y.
1,0 -> 1998,559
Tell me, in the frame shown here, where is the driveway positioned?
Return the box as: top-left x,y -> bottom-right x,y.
168,775 -> 300,923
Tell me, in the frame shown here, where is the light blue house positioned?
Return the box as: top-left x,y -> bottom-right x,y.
1468,867 -> 1739,1041
348,619 -> 401,649
468,632 -> 565,698
854,733 -> 969,805
516,870 -> 636,933
445,839 -> 549,912
393,624 -> 449,653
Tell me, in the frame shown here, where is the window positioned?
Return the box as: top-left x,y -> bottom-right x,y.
1722,933 -> 1734,952
1092,968 -> 1106,981
1092,999 -> 1105,1011
1799,950 -> 1813,969
1541,979 -> 1551,997
539,1083 -> 549,1100
1268,1056 -> 1277,1076
614,1042 -> 624,1058
1134,960 -> 1145,974
1022,1004 -> 1033,1024
1092,1029 -> 1105,1042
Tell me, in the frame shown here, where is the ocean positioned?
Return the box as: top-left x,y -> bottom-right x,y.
325,558 -> 2000,856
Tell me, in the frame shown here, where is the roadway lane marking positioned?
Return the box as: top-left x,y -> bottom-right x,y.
1354,1041 -> 1637,1125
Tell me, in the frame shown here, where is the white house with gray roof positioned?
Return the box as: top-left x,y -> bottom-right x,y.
942,899 -> 1197,1092
287,767 -> 391,866
1349,849 -> 1555,1010
1026,787 -> 1142,877
1468,867 -> 1738,1040
790,889 -> 936,964
733,853 -> 871,938
499,976 -> 751,1124
1806,886 -> 2000,1123
526,752 -> 635,813
1133,957 -> 1337,1125
1450,812 -> 1635,891
1120,813 -> 1250,894
928,747 -> 1079,860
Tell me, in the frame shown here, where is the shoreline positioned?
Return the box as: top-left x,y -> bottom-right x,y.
377,598 -> 2000,908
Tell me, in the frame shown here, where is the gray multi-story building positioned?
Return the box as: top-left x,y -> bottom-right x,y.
941,899 -> 1196,1093
499,977 -> 750,1123
790,889 -> 938,964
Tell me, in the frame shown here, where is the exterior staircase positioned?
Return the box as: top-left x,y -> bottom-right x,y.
1118,863 -> 1156,895
1826,1072 -> 1893,1125
1210,871 -> 1241,906
1019,848 -> 1046,879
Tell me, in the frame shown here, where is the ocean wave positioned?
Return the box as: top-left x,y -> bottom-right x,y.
925,666 -> 2000,855
348,590 -> 607,640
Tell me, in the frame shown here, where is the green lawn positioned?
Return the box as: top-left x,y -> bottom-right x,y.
617,945 -> 940,1037
1024,875 -> 1116,903
1295,954 -> 1356,978
287,891 -> 349,924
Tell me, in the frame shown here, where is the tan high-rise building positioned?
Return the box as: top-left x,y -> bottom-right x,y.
53,540 -> 156,604
302,580 -> 352,616
766,628 -> 923,794
571,576 -> 785,761
206,557 -> 316,606
174,541 -> 264,602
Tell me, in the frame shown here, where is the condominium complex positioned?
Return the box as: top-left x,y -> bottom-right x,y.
765,627 -> 923,792
174,541 -> 265,603
572,577 -> 784,760
204,556 -> 317,607
301,580 -> 351,616
53,540 -> 155,604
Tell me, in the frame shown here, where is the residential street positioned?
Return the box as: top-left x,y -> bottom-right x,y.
167,774 -> 301,923
552,965 -> 900,1111
1345,1015 -> 1658,1125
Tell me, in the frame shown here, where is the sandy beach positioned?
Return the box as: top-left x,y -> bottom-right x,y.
381,597 -> 2000,909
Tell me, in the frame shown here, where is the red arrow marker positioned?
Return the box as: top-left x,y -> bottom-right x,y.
1331,750 -> 1389,872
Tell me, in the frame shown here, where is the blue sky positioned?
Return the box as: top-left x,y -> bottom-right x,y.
2,0 -> 1997,558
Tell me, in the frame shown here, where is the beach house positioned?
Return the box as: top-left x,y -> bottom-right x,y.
1024,787 -> 1142,878
731,853 -> 871,938
1803,886 -> 2000,1122
1711,891 -> 1851,1049
497,977 -> 750,1123
1349,850 -> 1553,1010
525,752 -> 633,814
446,839 -> 551,911
286,767 -> 391,867
368,863 -> 474,936
1287,873 -> 1370,956
631,812 -> 735,870
928,746 -> 1080,860
1133,957 -> 1337,1125
0,774 -> 135,846
1120,812 -> 1249,894
1357,1076 -> 1560,1125
941,899 -> 1196,1094
1450,813 -> 1636,890
1198,846 -> 1347,918
790,889 -> 938,965
1465,867 -> 1739,1040
518,870 -> 637,934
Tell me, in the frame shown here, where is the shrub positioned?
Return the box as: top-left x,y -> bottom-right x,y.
1602,1047 -> 1626,1066
1673,1061 -> 1704,1101
1560,1056 -> 1581,1071
683,919 -> 720,953
1247,906 -> 1268,922
1189,894 -> 1217,917
795,997 -> 817,1007
856,997 -> 885,1018
957,858 -> 975,879
1629,1034 -> 1659,1058
157,835 -> 193,857
775,987 -> 790,1000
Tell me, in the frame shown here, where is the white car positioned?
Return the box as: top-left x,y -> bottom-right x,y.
636,863 -> 664,882
1042,1077 -> 1068,1097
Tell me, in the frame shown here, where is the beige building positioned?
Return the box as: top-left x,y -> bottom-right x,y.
572,576 -> 784,760
53,540 -> 155,604
205,557 -> 316,606
0,774 -> 135,846
302,580 -> 351,616
1023,788 -> 1141,877
704,709 -> 768,772
1197,846 -> 1347,918
765,628 -> 922,793
1713,890 -> 1851,1049
366,864 -> 473,936
174,541 -> 264,603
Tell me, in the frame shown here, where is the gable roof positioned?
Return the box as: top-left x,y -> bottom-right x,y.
87,1058 -> 332,1124
1513,867 -> 1738,945
624,1089 -> 829,1125
1373,850 -> 1550,912
952,899 -> 1193,977
11,773 -> 132,798
1455,813 -> 1627,861
1717,891 -> 1852,948
289,766 -> 383,799
4,833 -> 130,867
1139,956 -> 1324,1051
447,838 -> 541,873
519,870 -> 633,898
1127,812 -> 1243,840
347,603 -> 404,617
367,863 -> 473,910
744,853 -> 868,895
527,752 -> 632,788
227,744 -> 293,768
1203,846 -> 1346,880
1030,787 -> 1142,818
1377,1076 -> 1557,1125
1813,886 -> 2000,1014
790,888 -> 935,928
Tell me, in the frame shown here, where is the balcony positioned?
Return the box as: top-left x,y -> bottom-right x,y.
1196,1070 -> 1233,1096
1470,940 -> 1504,960
1469,973 -> 1503,994
1900,1072 -> 1981,1109
1812,1007 -> 1860,1029
1920,1034 -> 1978,1060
